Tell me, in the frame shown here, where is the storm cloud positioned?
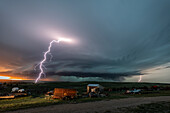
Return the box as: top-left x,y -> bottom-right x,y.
0,0 -> 170,82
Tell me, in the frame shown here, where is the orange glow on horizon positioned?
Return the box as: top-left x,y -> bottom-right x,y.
0,75 -> 26,81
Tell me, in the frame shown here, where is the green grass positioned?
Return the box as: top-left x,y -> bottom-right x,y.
0,96 -> 61,112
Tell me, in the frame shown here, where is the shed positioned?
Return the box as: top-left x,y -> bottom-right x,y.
87,84 -> 104,93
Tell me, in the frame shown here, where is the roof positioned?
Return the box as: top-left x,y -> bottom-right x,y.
87,84 -> 100,87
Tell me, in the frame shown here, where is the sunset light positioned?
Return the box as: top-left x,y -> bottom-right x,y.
0,75 -> 22,80
0,76 -> 10,79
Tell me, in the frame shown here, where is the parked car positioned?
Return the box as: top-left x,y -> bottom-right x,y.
125,89 -> 141,94
11,87 -> 19,92
18,89 -> 25,93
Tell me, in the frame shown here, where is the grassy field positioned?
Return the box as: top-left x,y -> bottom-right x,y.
0,96 -> 59,112
0,81 -> 170,112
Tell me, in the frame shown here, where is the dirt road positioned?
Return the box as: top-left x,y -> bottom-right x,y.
5,96 -> 170,113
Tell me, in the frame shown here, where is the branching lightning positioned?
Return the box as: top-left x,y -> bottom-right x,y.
35,38 -> 72,83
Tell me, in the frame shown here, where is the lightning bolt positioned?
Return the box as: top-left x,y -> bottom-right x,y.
35,38 -> 72,83
35,40 -> 60,83
138,75 -> 142,82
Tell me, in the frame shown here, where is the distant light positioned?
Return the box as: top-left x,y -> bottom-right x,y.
11,78 -> 22,80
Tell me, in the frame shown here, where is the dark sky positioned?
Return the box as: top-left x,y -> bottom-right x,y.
0,0 -> 170,82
